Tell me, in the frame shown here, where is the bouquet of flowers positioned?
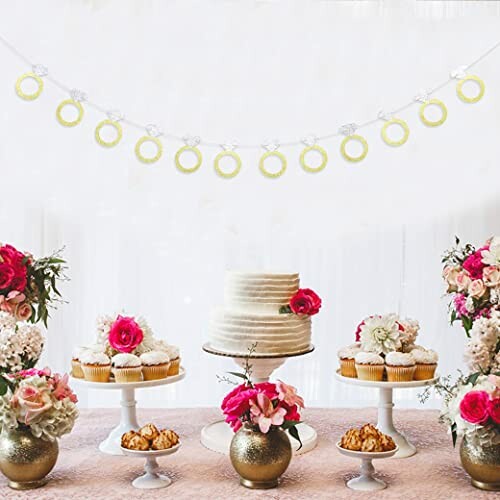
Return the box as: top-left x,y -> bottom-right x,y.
0,243 -> 67,326
0,368 -> 78,441
442,236 -> 500,334
220,352 -> 304,447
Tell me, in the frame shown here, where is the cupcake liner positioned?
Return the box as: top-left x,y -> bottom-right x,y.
71,359 -> 84,379
82,364 -> 111,383
113,366 -> 143,383
386,365 -> 416,382
414,363 -> 437,381
167,358 -> 180,376
340,359 -> 357,378
142,363 -> 171,381
355,364 -> 384,381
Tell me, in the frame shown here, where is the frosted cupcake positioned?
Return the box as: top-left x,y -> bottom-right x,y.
81,351 -> 112,382
166,345 -> 181,375
337,343 -> 362,378
71,347 -> 87,379
412,349 -> 438,380
140,351 -> 171,380
385,352 -> 416,382
403,343 -> 426,354
112,353 -> 142,383
355,352 -> 385,381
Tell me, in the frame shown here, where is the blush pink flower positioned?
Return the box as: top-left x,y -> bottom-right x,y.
12,384 -> 53,425
52,373 -> 78,403
15,302 -> 32,321
14,367 -> 51,379
468,279 -> 486,298
460,391 -> 490,425
488,374 -> 500,399
483,266 -> 500,287
276,380 -> 305,408
108,315 -> 144,353
249,393 -> 287,433
463,247 -> 489,280
456,271 -> 472,292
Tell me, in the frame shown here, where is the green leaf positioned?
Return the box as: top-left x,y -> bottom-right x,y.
451,423 -> 457,448
0,377 -> 8,396
466,372 -> 481,385
279,305 -> 292,314
226,372 -> 248,380
450,310 -> 457,323
287,424 -> 303,450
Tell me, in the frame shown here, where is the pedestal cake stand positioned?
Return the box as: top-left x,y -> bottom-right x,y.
72,368 -> 185,456
334,371 -> 437,458
201,344 -> 317,455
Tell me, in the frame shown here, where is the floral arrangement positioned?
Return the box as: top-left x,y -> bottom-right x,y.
220,350 -> 304,447
0,243 -> 67,326
0,368 -> 78,441
442,236 -> 500,334
279,288 -> 322,316
355,313 -> 420,354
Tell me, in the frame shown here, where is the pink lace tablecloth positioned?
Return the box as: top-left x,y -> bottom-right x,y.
0,408 -> 491,499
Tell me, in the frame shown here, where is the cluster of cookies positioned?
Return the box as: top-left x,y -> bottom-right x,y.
121,424 -> 180,451
340,424 -> 396,453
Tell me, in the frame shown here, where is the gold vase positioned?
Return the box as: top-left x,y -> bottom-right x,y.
460,436 -> 500,491
229,423 -> 292,489
0,425 -> 59,490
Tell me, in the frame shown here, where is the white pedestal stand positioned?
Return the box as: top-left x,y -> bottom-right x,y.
334,372 -> 437,458
201,344 -> 317,455
72,369 -> 185,456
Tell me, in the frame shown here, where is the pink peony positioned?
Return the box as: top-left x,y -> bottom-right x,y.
460,391 -> 490,425
15,302 -> 32,321
12,384 -> 53,424
108,315 -> 144,353
488,398 -> 500,424
0,263 -> 15,289
249,393 -> 287,433
0,244 -> 25,267
222,385 -> 258,431
276,380 -> 304,408
463,247 -> 489,280
289,288 -> 322,316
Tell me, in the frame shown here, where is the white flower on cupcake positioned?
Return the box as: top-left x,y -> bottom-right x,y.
359,314 -> 402,354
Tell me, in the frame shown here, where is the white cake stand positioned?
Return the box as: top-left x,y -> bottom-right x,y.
334,371 -> 437,458
72,368 -> 185,456
336,442 -> 398,491
121,443 -> 181,489
201,344 -> 317,455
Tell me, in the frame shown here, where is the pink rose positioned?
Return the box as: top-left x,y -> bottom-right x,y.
0,244 -> 25,267
468,279 -> 486,298
483,266 -> 500,287
15,302 -> 32,321
460,391 -> 490,425
488,398 -> 500,424
222,385 -> 258,431
455,271 -> 472,292
108,315 -> 144,353
12,384 -> 53,424
0,263 -> 14,289
6,291 -> 26,304
289,288 -> 322,316
443,266 -> 460,290
463,247 -> 488,280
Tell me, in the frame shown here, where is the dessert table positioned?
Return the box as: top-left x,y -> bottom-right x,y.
0,408 -> 490,499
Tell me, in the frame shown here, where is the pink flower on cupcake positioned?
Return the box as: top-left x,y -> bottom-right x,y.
460,391 -> 490,425
108,315 -> 144,353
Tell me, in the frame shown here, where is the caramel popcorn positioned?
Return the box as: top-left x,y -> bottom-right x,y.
340,424 -> 396,452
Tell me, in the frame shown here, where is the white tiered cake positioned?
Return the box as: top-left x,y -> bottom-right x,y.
208,272 -> 312,355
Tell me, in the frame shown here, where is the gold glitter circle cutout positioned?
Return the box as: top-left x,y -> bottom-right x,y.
381,118 -> 410,147
135,136 -> 163,164
259,151 -> 287,178
419,99 -> 447,127
175,145 -> 202,173
456,75 -> 485,103
56,99 -> 84,127
15,73 -> 44,101
300,145 -> 328,173
214,151 -> 242,179
340,134 -> 368,162
95,119 -> 123,148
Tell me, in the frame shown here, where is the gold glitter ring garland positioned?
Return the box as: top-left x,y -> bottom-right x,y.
56,99 -> 84,127
419,98 -> 448,127
175,145 -> 202,173
259,151 -> 287,178
95,119 -> 123,148
15,72 -> 43,101
381,118 -> 410,147
300,145 -> 328,173
456,75 -> 485,103
214,150 -> 242,178
340,134 -> 368,162
135,136 -> 163,164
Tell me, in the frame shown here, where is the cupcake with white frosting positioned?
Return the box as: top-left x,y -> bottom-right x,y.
71,346 -> 88,379
412,349 -> 438,380
81,351 -> 112,382
337,343 -> 362,378
165,345 -> 181,376
112,353 -> 142,383
355,352 -> 385,381
140,351 -> 171,380
385,352 -> 416,382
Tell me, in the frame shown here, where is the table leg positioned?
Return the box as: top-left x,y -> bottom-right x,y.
376,387 -> 416,458
99,387 -> 140,455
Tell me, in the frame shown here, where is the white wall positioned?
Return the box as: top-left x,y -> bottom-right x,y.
0,1 -> 499,411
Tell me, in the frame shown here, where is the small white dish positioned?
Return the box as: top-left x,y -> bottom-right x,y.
336,442 -> 398,491
121,443 -> 181,489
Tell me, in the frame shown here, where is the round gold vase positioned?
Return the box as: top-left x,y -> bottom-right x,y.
0,425 -> 59,490
460,436 -> 500,491
229,424 -> 292,489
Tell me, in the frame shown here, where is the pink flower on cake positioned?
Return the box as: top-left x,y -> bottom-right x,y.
455,271 -> 472,292
15,302 -> 32,321
459,390 -> 490,425
488,398 -> 500,424
483,266 -> 500,287
108,315 -> 144,353
12,384 -> 53,425
276,380 -> 305,408
289,288 -> 322,316
468,279 -> 486,299
463,247 -> 489,280
249,393 -> 287,433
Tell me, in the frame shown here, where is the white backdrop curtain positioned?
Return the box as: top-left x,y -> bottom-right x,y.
0,1 -> 499,411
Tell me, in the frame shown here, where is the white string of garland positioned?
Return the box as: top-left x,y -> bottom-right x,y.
1,33 -> 499,179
